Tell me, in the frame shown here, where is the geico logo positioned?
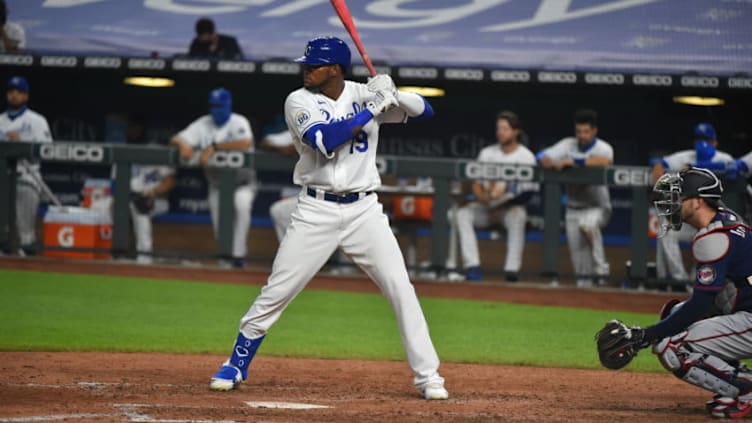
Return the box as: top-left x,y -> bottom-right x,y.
352,65 -> 391,77
84,57 -> 122,68
127,58 -> 166,70
58,226 -> 75,248
585,73 -> 624,85
39,144 -> 105,162
728,78 -> 752,89
172,60 -> 211,71
465,163 -> 535,181
537,72 -> 577,84
375,157 -> 388,175
398,67 -> 438,79
613,168 -> 650,186
208,151 -> 244,168
261,62 -> 300,74
0,55 -> 33,66
633,74 -> 672,86
445,69 -> 484,80
41,56 -> 77,67
217,61 -> 256,73
490,70 -> 530,82
400,197 -> 416,215
681,76 -> 719,88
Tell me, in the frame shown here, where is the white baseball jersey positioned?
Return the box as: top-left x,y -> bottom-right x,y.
740,151 -> 752,177
540,137 -> 613,210
662,149 -> 735,171
477,143 -> 538,199
130,164 -> 175,194
177,113 -> 255,186
0,22 -> 25,52
0,108 -> 53,183
284,81 -> 406,194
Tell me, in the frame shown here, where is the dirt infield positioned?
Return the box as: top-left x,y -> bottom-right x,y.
0,257 -> 712,422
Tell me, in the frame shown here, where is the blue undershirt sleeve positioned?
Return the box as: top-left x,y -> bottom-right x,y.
303,109 -> 374,156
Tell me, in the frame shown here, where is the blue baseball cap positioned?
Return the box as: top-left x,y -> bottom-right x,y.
294,36 -> 351,70
694,123 -> 716,141
208,87 -> 232,107
7,76 -> 28,92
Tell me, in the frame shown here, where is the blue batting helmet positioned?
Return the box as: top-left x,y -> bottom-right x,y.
694,122 -> 716,141
294,36 -> 351,70
7,76 -> 28,92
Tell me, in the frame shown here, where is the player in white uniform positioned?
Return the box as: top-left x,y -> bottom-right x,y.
127,164 -> 175,264
208,36 -> 448,400
0,0 -> 25,53
170,88 -> 256,268
448,111 -> 536,282
537,109 -> 614,288
0,76 -> 52,255
650,123 -> 736,285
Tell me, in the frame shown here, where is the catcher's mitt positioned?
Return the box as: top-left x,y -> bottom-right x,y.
130,192 -> 154,214
595,320 -> 646,370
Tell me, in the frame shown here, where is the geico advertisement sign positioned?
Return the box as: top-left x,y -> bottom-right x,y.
39,144 -> 105,162
207,151 -> 245,168
464,162 -> 535,181
611,168 -> 651,186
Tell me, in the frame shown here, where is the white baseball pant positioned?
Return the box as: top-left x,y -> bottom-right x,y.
449,202 -> 527,272
238,192 -> 444,389
656,224 -> 695,281
129,198 -> 169,264
15,181 -> 40,247
565,207 -> 610,282
208,183 -> 256,258
269,196 -> 298,241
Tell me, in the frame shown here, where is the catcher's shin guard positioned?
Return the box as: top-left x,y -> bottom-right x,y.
653,335 -> 752,398
210,333 -> 265,391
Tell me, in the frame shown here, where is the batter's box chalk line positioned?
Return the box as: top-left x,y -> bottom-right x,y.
244,401 -> 332,410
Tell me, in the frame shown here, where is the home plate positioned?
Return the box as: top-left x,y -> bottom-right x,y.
245,401 -> 331,410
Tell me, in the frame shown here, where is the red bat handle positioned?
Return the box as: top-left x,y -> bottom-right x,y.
330,0 -> 376,77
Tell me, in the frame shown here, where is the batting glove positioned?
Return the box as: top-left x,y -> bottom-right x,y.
367,74 -> 397,97
366,90 -> 399,117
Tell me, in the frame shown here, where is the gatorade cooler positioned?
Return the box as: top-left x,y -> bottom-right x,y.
42,206 -> 113,259
393,195 -> 433,221
82,178 -> 112,208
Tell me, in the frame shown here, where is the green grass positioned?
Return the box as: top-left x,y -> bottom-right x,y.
0,269 -> 663,371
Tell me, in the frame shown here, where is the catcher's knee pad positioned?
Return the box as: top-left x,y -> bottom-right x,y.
653,335 -> 752,397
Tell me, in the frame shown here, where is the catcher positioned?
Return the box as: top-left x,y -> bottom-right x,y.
595,167 -> 752,419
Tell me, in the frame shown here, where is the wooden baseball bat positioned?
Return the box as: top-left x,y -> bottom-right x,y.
329,0 -> 376,77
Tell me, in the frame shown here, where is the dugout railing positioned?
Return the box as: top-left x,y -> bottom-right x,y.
1,142 -> 747,283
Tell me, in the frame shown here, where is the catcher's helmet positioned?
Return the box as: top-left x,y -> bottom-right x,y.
653,167 -> 723,237
694,122 -> 717,141
295,36 -> 351,70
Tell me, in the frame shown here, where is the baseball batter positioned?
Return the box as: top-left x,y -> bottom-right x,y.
537,109 -> 613,288
601,167 -> 752,418
209,36 -> 448,400
0,76 -> 52,255
650,123 -> 736,285
448,111 -> 536,282
170,88 -> 256,268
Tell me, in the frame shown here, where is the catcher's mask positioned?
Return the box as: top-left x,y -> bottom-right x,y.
653,166 -> 723,237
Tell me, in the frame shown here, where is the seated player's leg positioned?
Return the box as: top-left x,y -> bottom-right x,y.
231,184 -> 256,266
456,203 -> 488,280
565,209 -> 592,287
15,181 -> 41,254
577,207 -> 609,284
502,205 -> 526,280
